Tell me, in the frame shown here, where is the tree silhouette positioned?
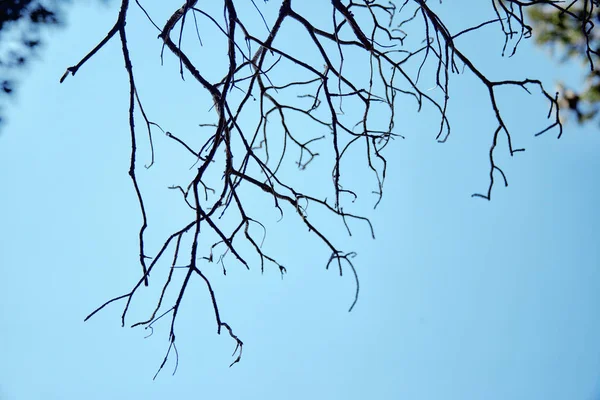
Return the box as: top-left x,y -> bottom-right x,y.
0,0 -> 67,124
45,0 -> 596,377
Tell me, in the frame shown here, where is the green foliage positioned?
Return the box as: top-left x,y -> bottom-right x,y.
528,2 -> 600,124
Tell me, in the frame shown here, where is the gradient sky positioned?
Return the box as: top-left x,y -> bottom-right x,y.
1,2 -> 600,399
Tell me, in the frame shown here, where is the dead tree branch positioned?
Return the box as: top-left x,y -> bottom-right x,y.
59,0 -> 594,374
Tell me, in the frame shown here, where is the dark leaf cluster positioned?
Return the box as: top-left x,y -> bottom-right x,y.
0,0 -> 67,125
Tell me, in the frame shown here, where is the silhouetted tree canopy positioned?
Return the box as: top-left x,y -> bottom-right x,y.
0,0 -> 111,125
0,0 -> 70,123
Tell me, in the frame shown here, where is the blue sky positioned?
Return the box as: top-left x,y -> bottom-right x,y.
1,1 -> 600,399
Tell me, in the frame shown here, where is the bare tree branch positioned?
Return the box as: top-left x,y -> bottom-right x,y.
60,0 -> 595,374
